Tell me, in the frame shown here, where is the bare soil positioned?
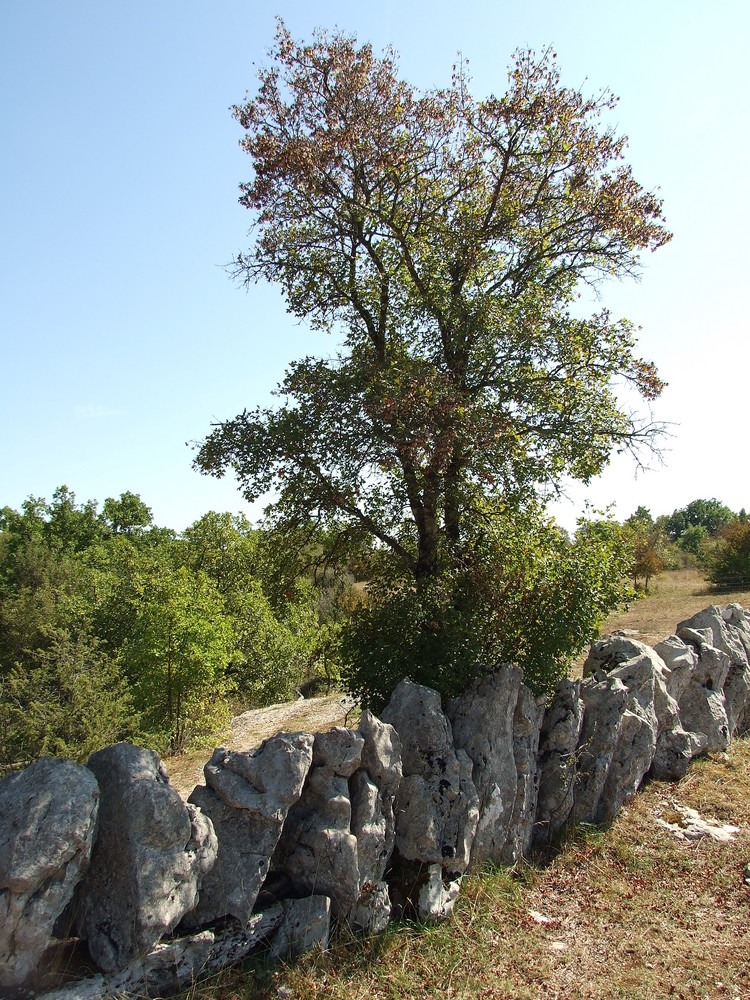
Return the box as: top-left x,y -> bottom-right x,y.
166,694 -> 358,799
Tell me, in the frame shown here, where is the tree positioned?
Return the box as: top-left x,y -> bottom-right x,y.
196,24 -> 669,695
707,521 -> 750,589
666,498 -> 736,541
101,491 -> 153,536
623,506 -> 668,592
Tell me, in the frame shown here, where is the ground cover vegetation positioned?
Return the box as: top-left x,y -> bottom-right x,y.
195,21 -> 673,707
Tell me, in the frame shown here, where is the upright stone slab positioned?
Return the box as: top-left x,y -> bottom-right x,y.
534,679 -> 584,845
382,680 -> 479,876
674,626 -> 731,751
722,604 -> 750,732
0,758 -> 99,991
584,637 -> 660,820
501,684 -> 546,863
350,710 -> 402,885
382,680 -> 479,922
273,727 -> 364,918
448,665 -> 523,864
570,675 -> 629,826
188,732 -> 314,927
678,606 -> 750,736
347,710 -> 402,934
75,744 -> 217,973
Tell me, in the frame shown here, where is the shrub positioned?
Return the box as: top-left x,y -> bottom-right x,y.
707,522 -> 750,589
341,507 -> 633,711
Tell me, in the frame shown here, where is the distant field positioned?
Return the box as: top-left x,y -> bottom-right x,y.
598,567 -> 750,649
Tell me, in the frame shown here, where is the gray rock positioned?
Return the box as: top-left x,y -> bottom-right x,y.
75,743 -> 217,972
416,863 -> 462,923
448,665 -> 523,864
350,770 -> 394,889
347,881 -> 392,936
188,732 -> 314,926
358,708 -> 402,798
678,606 -> 749,668
350,710 -> 402,886
570,675 -> 629,825
653,635 -> 699,704
584,638 -> 659,820
268,895 -> 331,961
273,728 -> 363,917
673,629 -> 732,751
678,606 -> 750,736
39,908 -> 285,1000
502,684 -> 546,863
534,679 -> 584,844
0,758 -> 99,990
381,680 -> 478,876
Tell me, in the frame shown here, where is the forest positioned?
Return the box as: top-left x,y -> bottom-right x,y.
1,485 -> 747,769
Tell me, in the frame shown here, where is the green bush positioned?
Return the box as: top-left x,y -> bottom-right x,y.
341,507 -> 633,711
707,522 -> 750,589
0,629 -> 137,767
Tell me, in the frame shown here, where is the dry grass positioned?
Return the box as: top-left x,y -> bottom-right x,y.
598,568 -> 750,649
170,569 -> 750,1000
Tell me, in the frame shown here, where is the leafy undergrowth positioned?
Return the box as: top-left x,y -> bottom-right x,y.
175,739 -> 750,1000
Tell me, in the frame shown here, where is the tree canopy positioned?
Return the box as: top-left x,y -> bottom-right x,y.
197,23 -> 670,589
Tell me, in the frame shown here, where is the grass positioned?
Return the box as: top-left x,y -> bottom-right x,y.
164,569 -> 750,1000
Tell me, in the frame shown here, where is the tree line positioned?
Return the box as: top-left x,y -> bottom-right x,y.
0,487 -> 351,767
624,497 -> 750,592
2,485 -> 747,768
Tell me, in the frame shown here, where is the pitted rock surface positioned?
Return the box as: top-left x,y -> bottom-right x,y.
502,684 -> 546,863
382,680 -> 478,876
448,665 -> 523,864
0,758 -> 99,990
75,743 -> 217,973
570,675 -> 629,825
535,679 -> 584,844
273,727 -> 363,917
188,732 -> 314,926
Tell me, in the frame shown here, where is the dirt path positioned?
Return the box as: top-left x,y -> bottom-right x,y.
166,693 -> 358,799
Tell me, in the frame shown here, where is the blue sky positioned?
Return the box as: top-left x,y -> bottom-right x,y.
2,1 -> 748,532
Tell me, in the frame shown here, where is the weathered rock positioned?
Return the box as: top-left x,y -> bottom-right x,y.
74,743 -> 217,973
723,605 -> 750,732
358,708 -> 403,798
570,675 -> 629,825
381,680 -> 479,876
39,908 -> 285,1000
268,895 -> 331,961
678,606 -> 749,667
274,728 -> 363,917
416,863 -> 462,923
584,638 -> 660,820
448,665 -> 523,864
188,732 -> 314,927
673,628 -> 732,751
534,679 -> 584,844
0,759 -> 99,991
350,710 -> 402,886
347,881 -> 392,936
677,606 -> 750,736
502,684 -> 546,863
380,680 -> 478,924
653,635 -> 699,703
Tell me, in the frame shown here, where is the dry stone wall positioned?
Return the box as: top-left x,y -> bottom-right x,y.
2,603 -> 749,999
